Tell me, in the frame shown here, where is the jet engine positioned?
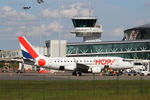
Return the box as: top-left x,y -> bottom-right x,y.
92,67 -> 101,73
59,65 -> 76,71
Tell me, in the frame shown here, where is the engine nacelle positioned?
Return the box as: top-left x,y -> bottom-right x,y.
92,67 -> 101,73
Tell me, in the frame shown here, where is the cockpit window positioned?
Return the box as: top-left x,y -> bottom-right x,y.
123,59 -> 128,62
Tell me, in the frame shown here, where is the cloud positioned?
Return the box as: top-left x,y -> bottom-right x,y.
135,19 -> 150,26
0,6 -> 36,21
112,27 -> 124,37
0,4 -> 89,41
41,3 -> 90,18
3,27 -> 14,32
29,25 -> 47,36
16,22 -> 64,37
103,27 -> 124,41
0,20 -> 37,26
47,22 -> 63,32
41,8 -> 59,18
144,2 -> 150,8
64,33 -> 75,39
0,6 -> 39,40
15,25 -> 47,38
0,5 -> 63,39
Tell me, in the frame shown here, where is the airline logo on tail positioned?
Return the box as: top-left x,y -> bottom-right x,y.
18,36 -> 39,60
18,36 -> 47,66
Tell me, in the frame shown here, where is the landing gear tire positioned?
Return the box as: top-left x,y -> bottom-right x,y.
134,74 -> 137,76
140,73 -> 144,76
72,71 -> 77,76
72,71 -> 82,76
77,71 -> 82,76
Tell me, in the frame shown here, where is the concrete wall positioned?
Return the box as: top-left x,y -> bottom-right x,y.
33,46 -> 47,56
45,40 -> 66,57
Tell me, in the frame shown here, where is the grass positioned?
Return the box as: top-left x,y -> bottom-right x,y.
0,80 -> 150,100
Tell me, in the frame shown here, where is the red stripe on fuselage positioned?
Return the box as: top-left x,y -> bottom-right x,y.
18,37 -> 38,59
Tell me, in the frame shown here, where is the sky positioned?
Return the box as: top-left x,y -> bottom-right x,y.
0,0 -> 150,50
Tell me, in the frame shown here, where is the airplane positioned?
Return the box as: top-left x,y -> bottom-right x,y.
18,36 -> 133,76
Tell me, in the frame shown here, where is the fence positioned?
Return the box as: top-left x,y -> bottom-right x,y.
0,73 -> 150,100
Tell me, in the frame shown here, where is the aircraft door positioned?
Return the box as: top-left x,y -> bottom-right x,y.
115,59 -> 120,66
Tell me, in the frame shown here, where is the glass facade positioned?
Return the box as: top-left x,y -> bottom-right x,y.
123,29 -> 150,40
67,40 -> 150,60
72,19 -> 96,27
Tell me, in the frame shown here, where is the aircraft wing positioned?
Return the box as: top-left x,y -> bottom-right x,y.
76,63 -> 89,73
76,63 -> 103,73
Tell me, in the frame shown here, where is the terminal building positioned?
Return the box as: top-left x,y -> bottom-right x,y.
123,23 -> 150,41
0,17 -> 150,60
66,39 -> 150,59
66,17 -> 150,60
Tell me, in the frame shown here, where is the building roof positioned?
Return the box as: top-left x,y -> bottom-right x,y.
67,39 -> 150,46
124,23 -> 150,32
72,16 -> 97,20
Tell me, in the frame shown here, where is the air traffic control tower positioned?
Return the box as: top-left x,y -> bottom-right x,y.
71,17 -> 103,42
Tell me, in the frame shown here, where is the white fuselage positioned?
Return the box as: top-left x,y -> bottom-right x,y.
18,36 -> 133,74
40,57 -> 133,73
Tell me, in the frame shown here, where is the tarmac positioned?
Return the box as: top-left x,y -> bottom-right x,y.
0,72 -> 150,80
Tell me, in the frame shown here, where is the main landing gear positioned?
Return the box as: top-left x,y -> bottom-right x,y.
72,71 -> 82,76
